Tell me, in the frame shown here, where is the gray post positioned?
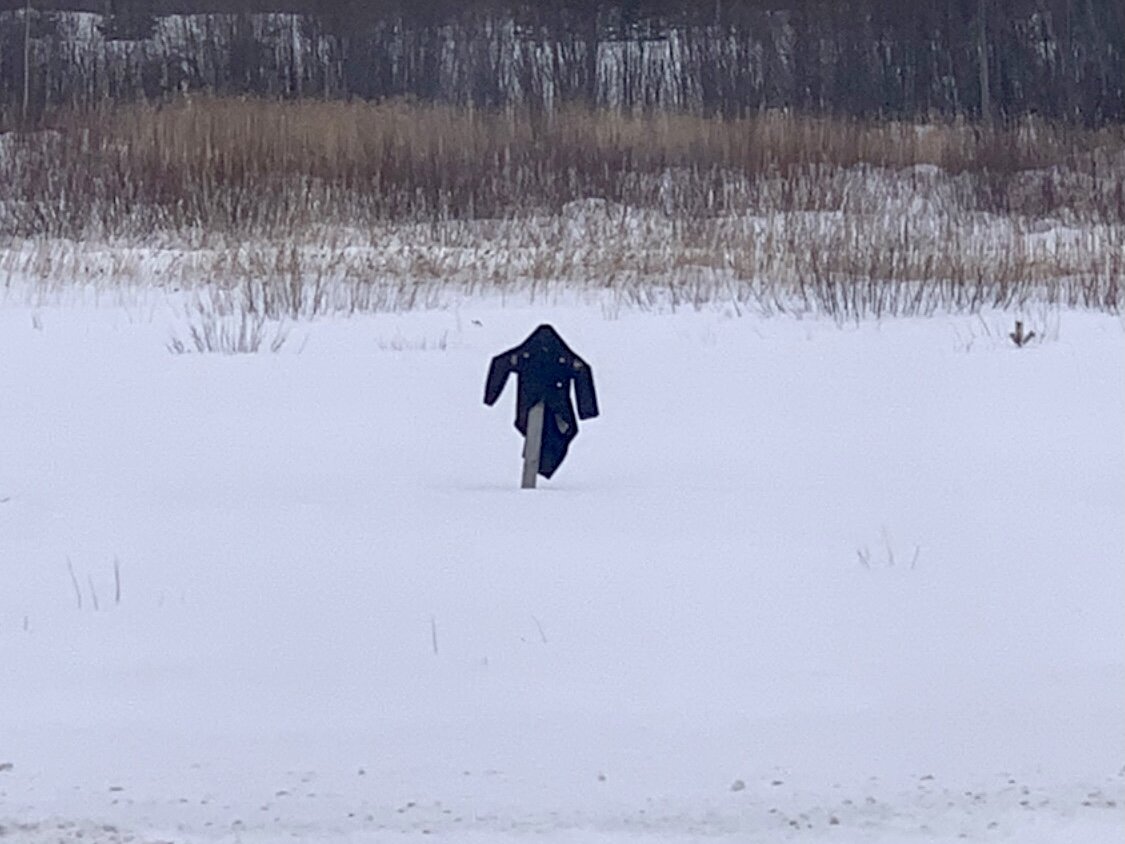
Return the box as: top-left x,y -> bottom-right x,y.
521,402 -> 545,489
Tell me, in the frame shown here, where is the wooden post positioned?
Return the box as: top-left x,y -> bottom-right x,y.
521,402 -> 545,489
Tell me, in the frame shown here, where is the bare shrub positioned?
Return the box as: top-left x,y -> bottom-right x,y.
169,296 -> 290,355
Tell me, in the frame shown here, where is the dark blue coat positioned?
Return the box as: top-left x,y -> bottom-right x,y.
484,325 -> 599,478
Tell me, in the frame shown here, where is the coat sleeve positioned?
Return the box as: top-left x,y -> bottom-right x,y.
484,350 -> 518,406
571,357 -> 599,419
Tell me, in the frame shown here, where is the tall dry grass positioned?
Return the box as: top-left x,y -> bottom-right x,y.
2,97 -> 1123,316
7,97 -> 1124,233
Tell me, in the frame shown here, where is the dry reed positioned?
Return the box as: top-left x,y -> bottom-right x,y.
2,97 -> 1123,317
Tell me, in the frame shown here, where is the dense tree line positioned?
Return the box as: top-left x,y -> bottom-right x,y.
1,0 -> 1122,124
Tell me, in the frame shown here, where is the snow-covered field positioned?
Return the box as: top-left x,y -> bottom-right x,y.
1,294 -> 1122,842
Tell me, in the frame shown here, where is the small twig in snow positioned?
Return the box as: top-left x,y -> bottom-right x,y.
88,574 -> 100,612
531,615 -> 548,644
881,526 -> 896,566
430,616 -> 439,656
66,557 -> 82,610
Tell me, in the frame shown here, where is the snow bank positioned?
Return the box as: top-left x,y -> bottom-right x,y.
1,299 -> 1122,842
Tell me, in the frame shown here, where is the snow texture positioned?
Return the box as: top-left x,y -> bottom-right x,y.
1,297 -> 1122,842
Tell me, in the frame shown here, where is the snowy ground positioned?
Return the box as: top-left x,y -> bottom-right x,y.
1,295 -> 1122,842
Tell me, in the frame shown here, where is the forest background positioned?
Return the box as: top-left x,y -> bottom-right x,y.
1,0 -> 1122,124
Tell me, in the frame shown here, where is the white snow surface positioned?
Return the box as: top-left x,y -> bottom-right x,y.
1,298 -> 1122,842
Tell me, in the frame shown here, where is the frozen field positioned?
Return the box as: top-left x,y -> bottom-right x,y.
1,295 -> 1122,842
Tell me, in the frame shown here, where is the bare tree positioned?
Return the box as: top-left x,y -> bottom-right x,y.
977,0 -> 992,125
21,0 -> 30,125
